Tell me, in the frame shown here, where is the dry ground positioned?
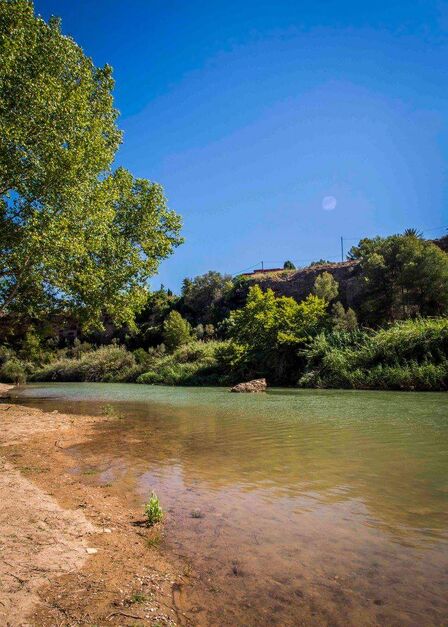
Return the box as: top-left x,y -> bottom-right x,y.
0,384 -> 192,627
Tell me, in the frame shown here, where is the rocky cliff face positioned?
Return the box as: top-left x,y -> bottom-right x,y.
238,237 -> 447,307
243,260 -> 362,307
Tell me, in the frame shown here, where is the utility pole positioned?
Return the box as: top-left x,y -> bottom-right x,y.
340,236 -> 344,262
261,260 -> 264,271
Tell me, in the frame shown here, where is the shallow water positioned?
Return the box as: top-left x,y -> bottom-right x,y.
11,383 -> 448,626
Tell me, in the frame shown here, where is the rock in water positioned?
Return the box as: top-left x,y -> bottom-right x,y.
230,378 -> 267,393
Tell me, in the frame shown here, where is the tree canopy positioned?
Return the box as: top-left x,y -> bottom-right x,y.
181,271 -> 232,324
313,271 -> 339,303
0,1 -> 182,328
163,311 -> 192,351
228,285 -> 327,382
349,233 -> 448,324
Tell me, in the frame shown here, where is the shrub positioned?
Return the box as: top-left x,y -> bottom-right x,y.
0,346 -> 15,366
145,492 -> 163,526
299,317 -> 448,391
227,285 -> 327,384
313,272 -> 339,303
31,345 -> 139,382
332,302 -> 358,332
162,311 -> 192,351
0,359 -> 27,384
137,340 -> 231,386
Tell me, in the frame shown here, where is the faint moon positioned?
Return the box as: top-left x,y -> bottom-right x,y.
322,196 -> 337,211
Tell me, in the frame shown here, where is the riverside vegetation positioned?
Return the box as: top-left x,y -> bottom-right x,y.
1,4 -> 447,392
1,232 -> 448,391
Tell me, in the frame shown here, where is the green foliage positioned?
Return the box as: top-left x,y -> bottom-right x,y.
144,492 -> 163,526
101,404 -> 124,420
300,317 -> 448,390
0,358 -> 26,383
331,302 -> 358,332
71,339 -> 93,359
0,344 -> 15,365
227,285 -> 327,383
313,272 -> 339,303
31,344 -> 139,382
193,323 -> 215,340
18,327 -> 49,364
194,323 -> 205,339
309,259 -> 332,267
349,233 -> 448,324
162,311 -> 192,352
181,271 -> 233,324
137,340 -> 229,386
134,286 -> 179,348
283,260 -> 296,270
0,2 -> 182,329
132,347 -> 151,366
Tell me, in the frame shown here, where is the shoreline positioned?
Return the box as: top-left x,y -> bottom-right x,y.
0,384 -> 191,626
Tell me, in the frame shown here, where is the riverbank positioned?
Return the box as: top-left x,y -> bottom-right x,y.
0,384 -> 189,626
2,316 -> 445,391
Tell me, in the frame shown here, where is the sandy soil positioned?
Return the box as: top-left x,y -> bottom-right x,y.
0,384 -> 191,626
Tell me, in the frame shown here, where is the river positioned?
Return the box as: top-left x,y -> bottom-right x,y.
11,383 -> 448,626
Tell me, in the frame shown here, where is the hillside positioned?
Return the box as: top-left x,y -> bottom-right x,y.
242,260 -> 361,307
241,235 -> 447,307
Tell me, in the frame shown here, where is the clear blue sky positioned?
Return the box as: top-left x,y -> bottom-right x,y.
36,0 -> 448,292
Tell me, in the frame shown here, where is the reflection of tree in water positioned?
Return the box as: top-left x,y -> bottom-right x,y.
67,391 -> 448,541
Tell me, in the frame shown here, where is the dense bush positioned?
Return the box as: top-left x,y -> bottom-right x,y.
349,234 -> 448,324
162,311 -> 192,351
0,358 -> 27,384
137,340 -> 230,386
299,318 -> 448,391
31,345 -> 140,382
226,285 -> 327,384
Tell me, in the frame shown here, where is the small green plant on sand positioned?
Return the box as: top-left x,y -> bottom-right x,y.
144,491 -> 163,526
101,404 -> 124,419
129,592 -> 148,604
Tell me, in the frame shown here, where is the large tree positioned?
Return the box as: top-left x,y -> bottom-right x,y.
181,271 -> 233,324
0,1 -> 182,328
228,285 -> 327,382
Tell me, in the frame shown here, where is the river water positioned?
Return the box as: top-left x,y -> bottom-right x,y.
11,383 -> 448,626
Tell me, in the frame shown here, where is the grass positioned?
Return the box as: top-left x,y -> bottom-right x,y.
26,339 -> 230,387
146,531 -> 162,548
19,465 -> 48,475
137,340 -> 230,386
300,317 -> 448,391
129,592 -> 149,604
82,468 -> 98,476
101,403 -> 125,419
30,344 -> 142,383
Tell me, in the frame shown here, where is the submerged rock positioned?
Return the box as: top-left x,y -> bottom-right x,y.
230,378 -> 267,393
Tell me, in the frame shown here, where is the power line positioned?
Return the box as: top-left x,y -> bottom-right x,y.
231,225 -> 447,275
231,255 -> 341,276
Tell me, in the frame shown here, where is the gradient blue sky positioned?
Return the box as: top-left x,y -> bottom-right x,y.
36,0 -> 448,291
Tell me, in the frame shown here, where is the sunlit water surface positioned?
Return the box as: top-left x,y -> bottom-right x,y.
11,383 -> 448,626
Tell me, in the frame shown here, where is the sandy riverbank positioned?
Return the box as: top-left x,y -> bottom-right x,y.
0,384 -> 190,626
